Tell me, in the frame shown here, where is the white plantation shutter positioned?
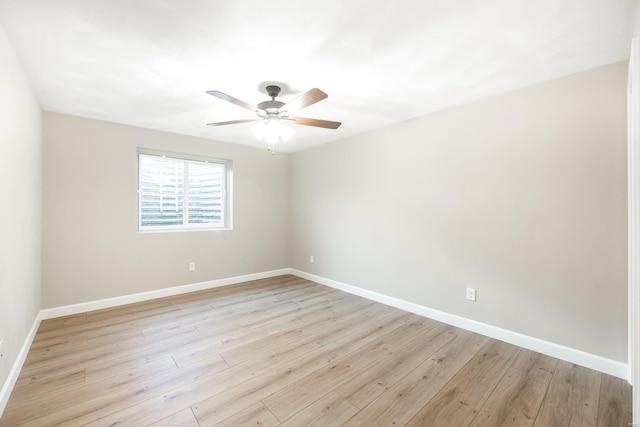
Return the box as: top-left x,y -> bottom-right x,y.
138,151 -> 230,230
139,155 -> 185,227
186,162 -> 224,224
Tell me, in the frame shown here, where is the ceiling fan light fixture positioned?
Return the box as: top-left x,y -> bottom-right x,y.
251,118 -> 294,145
207,85 -> 341,154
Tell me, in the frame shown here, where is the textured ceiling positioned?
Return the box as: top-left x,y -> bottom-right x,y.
0,0 -> 634,152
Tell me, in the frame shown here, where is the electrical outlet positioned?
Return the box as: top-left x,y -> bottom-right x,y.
309,255 -> 314,264
466,288 -> 476,302
189,262 -> 196,272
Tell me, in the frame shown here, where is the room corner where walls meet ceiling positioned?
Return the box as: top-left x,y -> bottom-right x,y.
0,0 -> 634,153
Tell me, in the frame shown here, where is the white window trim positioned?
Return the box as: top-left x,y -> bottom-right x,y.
137,148 -> 233,232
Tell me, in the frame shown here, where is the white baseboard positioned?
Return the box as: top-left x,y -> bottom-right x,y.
0,311 -> 42,417
40,269 -> 291,320
290,269 -> 629,380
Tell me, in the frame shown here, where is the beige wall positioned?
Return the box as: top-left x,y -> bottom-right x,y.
0,27 -> 41,388
19,52 -> 632,374
42,113 -> 290,308
290,61 -> 629,362
635,0 -> 640,36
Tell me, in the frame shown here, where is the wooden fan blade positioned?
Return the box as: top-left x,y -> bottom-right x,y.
283,88 -> 328,113
206,119 -> 260,127
206,90 -> 258,112
286,116 -> 342,129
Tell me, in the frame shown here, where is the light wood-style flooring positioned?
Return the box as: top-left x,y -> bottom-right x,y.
0,275 -> 632,426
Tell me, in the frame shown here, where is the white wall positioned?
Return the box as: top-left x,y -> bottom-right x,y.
42,113 -> 290,308
0,26 -> 41,389
291,61 -> 629,362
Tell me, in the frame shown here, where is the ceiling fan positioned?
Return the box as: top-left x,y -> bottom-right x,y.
206,85 -> 341,143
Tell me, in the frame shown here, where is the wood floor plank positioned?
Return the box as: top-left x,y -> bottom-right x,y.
84,352 -> 290,427
341,331 -> 489,426
0,275 -> 631,427
334,322 -> 458,409
596,373 -> 632,427
85,353 -> 183,384
7,369 -> 86,404
218,295 -> 375,366
21,329 -> 144,374
404,339 -> 519,426
510,347 -> 559,377
148,408 -> 201,427
6,353 -> 227,426
83,332 -> 201,377
2,355 -> 179,422
533,360 -> 601,427
211,402 -> 280,427
469,366 -> 552,427
22,327 -> 204,385
263,316 -> 438,421
144,282 -> 331,338
277,302 -> 407,363
279,391 -> 358,427
193,288 -> 338,341
192,343 -> 347,426
175,292 -> 375,368
192,313 -> 422,426
25,331 -> 88,359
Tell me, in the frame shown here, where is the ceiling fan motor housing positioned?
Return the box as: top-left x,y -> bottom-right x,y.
259,85 -> 286,115
265,85 -> 281,99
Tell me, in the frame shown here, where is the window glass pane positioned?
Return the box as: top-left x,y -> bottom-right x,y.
188,162 -> 224,224
138,151 -> 230,231
139,156 -> 185,227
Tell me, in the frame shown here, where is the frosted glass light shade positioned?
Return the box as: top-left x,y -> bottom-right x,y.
251,118 -> 294,143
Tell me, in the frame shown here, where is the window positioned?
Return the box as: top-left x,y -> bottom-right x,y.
138,149 -> 232,231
